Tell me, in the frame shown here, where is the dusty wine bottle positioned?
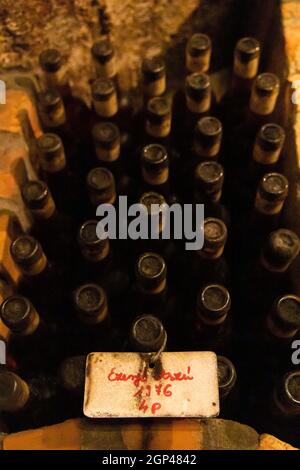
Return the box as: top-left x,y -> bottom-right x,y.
272,371 -> 300,417
37,132 -> 81,215
193,116 -> 223,160
38,88 -> 67,130
217,355 -> 238,419
145,96 -> 172,140
249,73 -> 280,122
133,252 -> 167,317
193,284 -> 232,354
139,143 -> 172,200
185,33 -> 212,73
39,49 -> 70,95
142,55 -> 166,98
58,355 -> 86,418
0,295 -> 60,374
21,179 -> 76,263
232,37 -> 260,93
10,235 -> 63,316
0,370 -> 61,432
86,166 -> 116,208
92,121 -> 121,163
265,295 -> 300,343
255,172 -> 289,218
77,219 -> 111,284
92,39 -> 116,79
252,123 -> 285,166
130,314 -> 167,353
91,78 -> 118,118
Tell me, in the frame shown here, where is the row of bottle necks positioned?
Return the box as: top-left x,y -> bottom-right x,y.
0,35 -> 299,438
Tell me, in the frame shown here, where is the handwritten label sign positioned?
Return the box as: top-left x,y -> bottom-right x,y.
84,352 -> 219,418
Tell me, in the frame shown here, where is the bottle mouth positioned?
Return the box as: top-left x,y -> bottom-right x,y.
255,73 -> 280,96
235,37 -> 260,63
11,236 -> 41,264
137,252 -> 167,288
87,167 -> 115,192
39,90 -> 62,110
274,295 -> 300,329
263,229 -> 300,269
283,372 -> 300,406
142,56 -> 166,80
258,173 -> 289,202
37,133 -> 62,155
74,284 -> 106,315
200,284 -> 231,315
142,144 -> 168,167
22,180 -> 49,209
39,49 -> 64,72
92,40 -> 114,63
185,73 -> 211,97
147,97 -> 171,119
195,161 -> 224,192
187,33 -> 211,57
203,218 -> 228,249
258,123 -> 285,151
131,315 -> 166,351
78,220 -> 103,247
92,78 -> 115,100
217,356 -> 237,392
139,191 -> 167,214
1,295 -> 32,330
92,122 -> 120,147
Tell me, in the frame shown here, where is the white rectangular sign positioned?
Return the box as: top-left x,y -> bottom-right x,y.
84,351 -> 219,418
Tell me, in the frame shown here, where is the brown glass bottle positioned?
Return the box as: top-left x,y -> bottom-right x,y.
139,144 -> 173,201
0,370 -> 62,432
218,38 -> 261,127
91,77 -> 118,120
21,179 -> 76,265
217,355 -> 239,420
269,371 -> 300,447
39,49 -> 71,97
91,121 -> 131,194
241,229 -> 300,318
70,283 -> 114,354
85,166 -> 116,216
131,252 -> 167,317
92,39 -> 116,80
10,235 -> 63,316
182,72 -> 213,152
192,284 -> 232,355
185,34 -> 212,74
194,160 -> 229,223
141,55 -> 166,99
228,73 -> 281,187
0,295 -> 60,374
58,355 -> 86,418
37,133 -> 83,218
130,315 -> 167,354
190,218 -> 230,296
77,219 -> 112,285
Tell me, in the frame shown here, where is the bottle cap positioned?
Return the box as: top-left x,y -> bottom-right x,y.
272,295 -> 300,330
130,315 -> 166,352
217,355 -> 237,399
92,78 -> 115,101
92,122 -> 120,149
10,236 -> 43,268
185,73 -> 211,101
74,283 -> 107,321
142,56 -> 166,81
136,252 -> 166,291
195,161 -> 224,195
92,40 -> 114,63
1,295 -> 33,332
195,116 -> 222,147
258,173 -> 289,202
187,33 -> 211,57
197,284 -> 231,322
21,180 -> 51,210
256,123 -> 285,152
254,73 -> 280,97
39,89 -> 63,111
235,37 -> 260,63
262,229 -> 300,271
141,144 -> 168,171
39,49 -> 64,72
87,167 -> 116,201
147,97 -> 171,124
203,218 -> 227,250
